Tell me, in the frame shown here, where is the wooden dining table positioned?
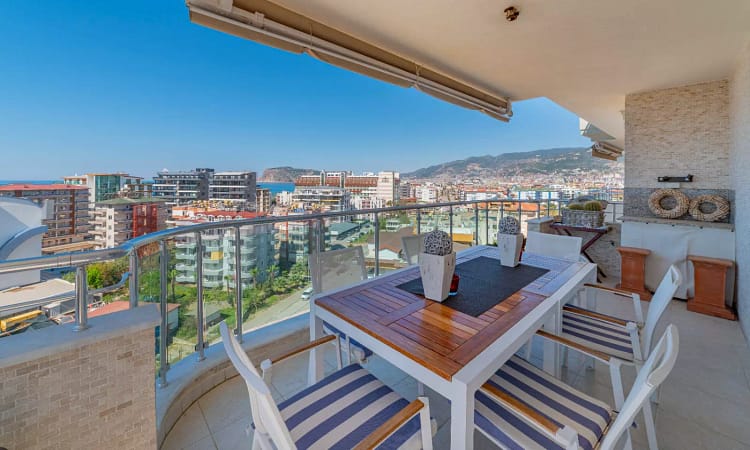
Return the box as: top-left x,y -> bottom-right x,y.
309,245 -> 596,449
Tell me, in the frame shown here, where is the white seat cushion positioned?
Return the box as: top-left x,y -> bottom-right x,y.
561,308 -> 635,361
278,363 -> 422,449
475,356 -> 613,450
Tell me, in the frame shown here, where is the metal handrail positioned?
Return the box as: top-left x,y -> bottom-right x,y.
0,197 -> 621,387
0,198 -> 565,274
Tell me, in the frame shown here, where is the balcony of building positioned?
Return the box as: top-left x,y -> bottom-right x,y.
3,1 -> 750,449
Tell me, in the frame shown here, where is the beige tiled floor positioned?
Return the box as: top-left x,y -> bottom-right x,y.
162,293 -> 750,450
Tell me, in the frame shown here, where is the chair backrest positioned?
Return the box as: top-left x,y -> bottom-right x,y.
401,233 -> 426,266
642,265 -> 681,358
219,322 -> 295,449
599,324 -> 680,450
309,246 -> 367,294
525,231 -> 582,262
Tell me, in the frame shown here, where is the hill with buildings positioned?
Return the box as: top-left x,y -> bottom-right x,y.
260,167 -> 320,183
402,147 -> 622,180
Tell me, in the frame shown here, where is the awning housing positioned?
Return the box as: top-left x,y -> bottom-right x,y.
187,0 -> 512,122
591,141 -> 623,161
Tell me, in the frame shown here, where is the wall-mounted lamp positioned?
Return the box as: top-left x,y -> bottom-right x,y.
657,174 -> 693,183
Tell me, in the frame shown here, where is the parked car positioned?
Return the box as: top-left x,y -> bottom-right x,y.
301,287 -> 314,300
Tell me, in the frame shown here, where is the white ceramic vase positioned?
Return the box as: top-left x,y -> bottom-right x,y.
497,233 -> 523,267
419,251 -> 456,302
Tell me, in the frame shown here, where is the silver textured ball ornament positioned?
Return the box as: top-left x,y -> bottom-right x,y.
498,216 -> 520,235
423,230 -> 453,256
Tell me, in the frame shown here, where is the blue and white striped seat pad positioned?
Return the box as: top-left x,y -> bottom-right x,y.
278,364 -> 421,449
475,356 -> 612,450
323,322 -> 374,358
561,309 -> 635,361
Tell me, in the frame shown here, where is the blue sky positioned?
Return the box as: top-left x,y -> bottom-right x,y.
0,1 -> 591,180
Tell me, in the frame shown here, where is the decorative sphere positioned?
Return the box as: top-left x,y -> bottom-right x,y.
498,216 -> 521,235
423,230 -> 453,256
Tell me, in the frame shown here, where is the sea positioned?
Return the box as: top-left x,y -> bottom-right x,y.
257,182 -> 295,195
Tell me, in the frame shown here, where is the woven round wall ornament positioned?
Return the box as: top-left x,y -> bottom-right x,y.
648,189 -> 689,219
689,194 -> 730,222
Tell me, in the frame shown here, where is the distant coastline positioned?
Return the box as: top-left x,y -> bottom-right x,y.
0,180 -> 63,186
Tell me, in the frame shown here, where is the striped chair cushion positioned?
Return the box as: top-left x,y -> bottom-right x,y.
323,322 -> 374,358
475,356 -> 613,450
278,364 -> 421,449
561,309 -> 635,361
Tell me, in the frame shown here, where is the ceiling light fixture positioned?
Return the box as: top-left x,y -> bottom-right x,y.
504,6 -> 520,22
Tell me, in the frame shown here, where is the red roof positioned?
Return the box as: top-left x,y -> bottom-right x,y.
88,301 -> 179,318
0,183 -> 87,191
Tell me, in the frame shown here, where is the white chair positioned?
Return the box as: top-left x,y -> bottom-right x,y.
475,324 -> 680,450
538,265 -> 681,449
308,247 -> 371,363
522,231 -> 584,360
220,322 -> 434,450
401,233 -> 426,266
525,231 -> 582,262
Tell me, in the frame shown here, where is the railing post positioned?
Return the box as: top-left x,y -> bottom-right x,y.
158,240 -> 169,388
234,226 -> 243,343
518,201 -> 522,222
416,209 -> 422,234
73,265 -> 89,332
317,218 -> 325,253
449,205 -> 454,239
473,204 -> 479,246
484,206 -> 490,244
128,251 -> 139,308
195,232 -> 205,361
374,212 -> 380,276
537,201 -> 541,218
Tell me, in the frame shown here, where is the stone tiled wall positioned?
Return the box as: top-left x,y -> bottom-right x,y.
0,327 -> 156,449
731,42 -> 750,341
624,80 -> 731,190
623,80 -> 734,223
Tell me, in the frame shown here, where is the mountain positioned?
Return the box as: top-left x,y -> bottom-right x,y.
402,147 -> 621,180
260,167 -> 320,183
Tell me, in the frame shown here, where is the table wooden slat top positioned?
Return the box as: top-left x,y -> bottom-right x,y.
315,246 -> 584,380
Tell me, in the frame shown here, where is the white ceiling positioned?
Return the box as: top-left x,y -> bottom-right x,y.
268,0 -> 750,145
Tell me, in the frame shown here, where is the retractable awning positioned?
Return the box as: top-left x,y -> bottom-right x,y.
591,141 -> 623,161
186,0 -> 512,122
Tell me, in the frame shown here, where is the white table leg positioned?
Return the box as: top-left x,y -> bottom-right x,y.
308,302 -> 325,386
450,383 -> 475,450
542,306 -> 560,376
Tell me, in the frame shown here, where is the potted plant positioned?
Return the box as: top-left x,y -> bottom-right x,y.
419,230 -> 456,301
497,216 -> 523,267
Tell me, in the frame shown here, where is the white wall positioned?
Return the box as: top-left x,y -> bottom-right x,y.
730,41 -> 750,340
0,198 -> 44,290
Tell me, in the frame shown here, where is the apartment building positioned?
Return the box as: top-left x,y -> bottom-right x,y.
414,184 -> 439,203
64,173 -> 148,204
276,219 -> 330,265
256,188 -> 271,213
90,198 -> 169,249
294,170 -> 399,210
208,171 -> 256,210
0,184 -> 92,253
152,168 -> 214,206
173,219 -> 276,289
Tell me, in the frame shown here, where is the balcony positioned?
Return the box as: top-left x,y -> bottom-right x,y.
0,200 -> 744,450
